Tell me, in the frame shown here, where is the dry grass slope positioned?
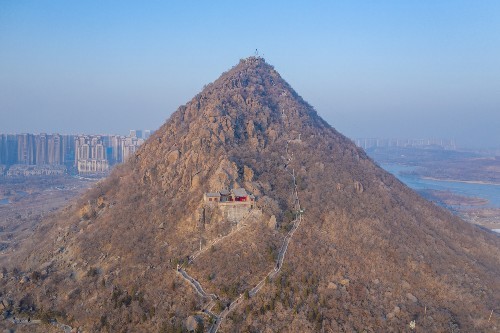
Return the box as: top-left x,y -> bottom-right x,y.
0,57 -> 499,332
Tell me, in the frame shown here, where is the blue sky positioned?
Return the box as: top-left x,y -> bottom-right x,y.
1,1 -> 499,148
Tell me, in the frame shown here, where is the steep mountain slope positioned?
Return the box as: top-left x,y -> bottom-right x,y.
1,57 -> 499,332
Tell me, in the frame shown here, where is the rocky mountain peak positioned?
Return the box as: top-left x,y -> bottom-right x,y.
150,57 -> 328,164
1,58 -> 498,333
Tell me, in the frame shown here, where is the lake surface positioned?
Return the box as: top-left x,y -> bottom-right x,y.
0,198 -> 9,205
381,163 -> 500,208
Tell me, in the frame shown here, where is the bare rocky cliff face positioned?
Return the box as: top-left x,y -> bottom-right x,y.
1,57 -> 499,332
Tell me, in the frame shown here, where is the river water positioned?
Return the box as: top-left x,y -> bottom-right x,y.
381,163 -> 500,208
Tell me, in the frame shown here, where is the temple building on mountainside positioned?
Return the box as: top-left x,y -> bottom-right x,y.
204,188 -> 255,209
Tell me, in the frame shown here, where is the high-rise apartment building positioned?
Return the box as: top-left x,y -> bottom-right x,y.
17,134 -> 36,165
0,135 -> 17,165
35,133 -> 48,165
121,136 -> 144,162
47,134 -> 63,165
1,130 -> 150,176
109,135 -> 123,164
129,129 -> 150,139
62,135 -> 75,165
75,135 -> 109,174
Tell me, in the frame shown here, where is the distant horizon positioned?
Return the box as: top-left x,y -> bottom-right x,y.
1,1 -> 499,149
0,129 -> 153,137
2,130 -> 498,150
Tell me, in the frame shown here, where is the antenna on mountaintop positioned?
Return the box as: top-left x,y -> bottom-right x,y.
255,49 -> 259,57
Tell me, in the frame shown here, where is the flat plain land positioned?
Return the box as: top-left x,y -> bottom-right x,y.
0,176 -> 97,256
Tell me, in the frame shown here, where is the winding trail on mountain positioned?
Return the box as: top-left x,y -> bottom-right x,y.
6,314 -> 72,332
187,213 -> 251,265
174,215 -> 253,325
212,147 -> 303,332
176,268 -> 218,300
176,138 -> 304,333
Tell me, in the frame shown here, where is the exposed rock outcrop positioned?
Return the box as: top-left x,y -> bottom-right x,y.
1,57 -> 498,333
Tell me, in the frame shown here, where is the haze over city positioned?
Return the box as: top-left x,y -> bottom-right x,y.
1,2 -> 500,332
1,1 -> 499,148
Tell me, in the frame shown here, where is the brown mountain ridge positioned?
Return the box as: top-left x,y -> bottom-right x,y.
1,57 -> 499,332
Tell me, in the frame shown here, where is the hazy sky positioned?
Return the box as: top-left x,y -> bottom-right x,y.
1,1 -> 499,148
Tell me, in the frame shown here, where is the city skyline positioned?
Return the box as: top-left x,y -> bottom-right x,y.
1,1 -> 499,148
0,129 -> 150,176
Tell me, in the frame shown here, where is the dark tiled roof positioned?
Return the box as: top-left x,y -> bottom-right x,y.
232,188 -> 248,197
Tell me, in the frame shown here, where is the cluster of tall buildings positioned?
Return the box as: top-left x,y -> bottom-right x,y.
0,133 -> 73,167
0,130 -> 151,176
354,138 -> 457,151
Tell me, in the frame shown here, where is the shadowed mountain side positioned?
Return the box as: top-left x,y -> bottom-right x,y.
0,57 -> 498,332
224,134 -> 500,332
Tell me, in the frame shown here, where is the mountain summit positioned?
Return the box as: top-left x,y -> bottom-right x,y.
1,57 -> 499,332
